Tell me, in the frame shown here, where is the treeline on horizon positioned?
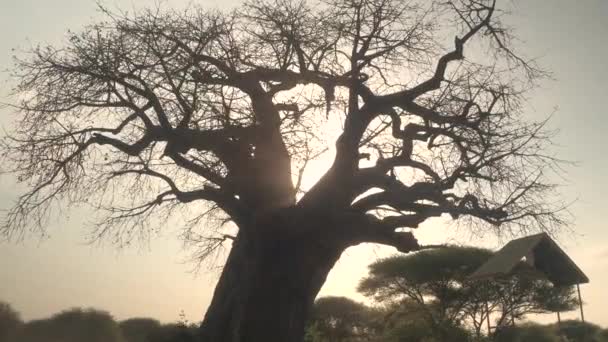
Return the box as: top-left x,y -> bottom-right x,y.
307,296 -> 608,342
0,302 -> 198,342
2,246 -> 607,341
2,299 -> 607,342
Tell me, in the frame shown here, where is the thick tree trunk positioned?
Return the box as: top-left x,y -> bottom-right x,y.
199,214 -> 344,342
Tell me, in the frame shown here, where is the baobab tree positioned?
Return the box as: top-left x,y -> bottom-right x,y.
1,0 -> 566,341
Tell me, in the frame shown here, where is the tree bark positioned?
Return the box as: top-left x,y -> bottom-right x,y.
199,214 -> 344,342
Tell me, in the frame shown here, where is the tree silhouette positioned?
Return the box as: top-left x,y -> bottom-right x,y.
359,247 -> 492,338
1,0 -> 566,340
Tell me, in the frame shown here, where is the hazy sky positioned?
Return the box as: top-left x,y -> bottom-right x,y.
1,0 -> 607,327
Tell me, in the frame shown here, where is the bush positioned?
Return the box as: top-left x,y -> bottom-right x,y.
557,320 -> 605,342
493,323 -> 560,342
382,319 -> 472,342
147,323 -> 198,342
120,318 -> 162,342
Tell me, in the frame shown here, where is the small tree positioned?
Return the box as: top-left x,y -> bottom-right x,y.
2,0 -> 567,340
358,247 -> 578,338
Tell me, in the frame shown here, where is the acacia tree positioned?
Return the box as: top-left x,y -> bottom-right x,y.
1,0 -> 565,340
358,247 -> 578,338
358,247 -> 492,336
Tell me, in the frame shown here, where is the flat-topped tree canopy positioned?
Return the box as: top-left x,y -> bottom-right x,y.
469,233 -> 589,286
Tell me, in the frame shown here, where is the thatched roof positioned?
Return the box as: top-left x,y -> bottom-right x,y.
469,233 -> 589,286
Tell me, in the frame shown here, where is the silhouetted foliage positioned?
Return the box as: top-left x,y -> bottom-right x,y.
556,320 -> 606,342
0,302 -> 208,342
493,323 -> 561,342
305,297 -> 474,342
383,319 -> 473,342
3,300 -> 608,342
17,308 -> 126,342
119,318 -> 162,342
2,0 -> 568,340
494,321 -> 608,342
306,296 -> 381,341
601,329 -> 608,341
358,246 -> 578,338
0,302 -> 22,342
147,323 -> 198,342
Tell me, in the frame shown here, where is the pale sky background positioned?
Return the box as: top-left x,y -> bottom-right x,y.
0,0 -> 607,328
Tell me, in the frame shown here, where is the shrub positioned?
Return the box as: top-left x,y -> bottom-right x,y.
120,318 -> 162,342
557,320 -> 604,342
493,323 -> 560,342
